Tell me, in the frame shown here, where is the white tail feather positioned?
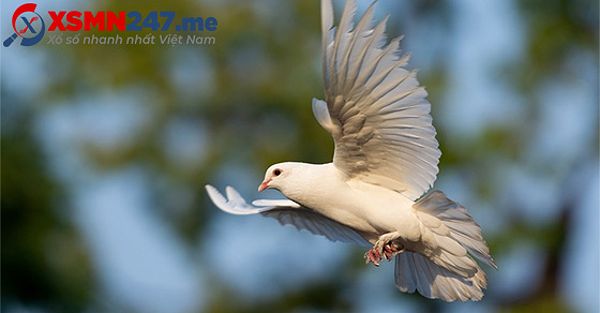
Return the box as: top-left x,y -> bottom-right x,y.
394,190 -> 495,301
395,252 -> 487,302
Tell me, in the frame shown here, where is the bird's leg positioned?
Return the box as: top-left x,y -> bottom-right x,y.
364,232 -> 405,267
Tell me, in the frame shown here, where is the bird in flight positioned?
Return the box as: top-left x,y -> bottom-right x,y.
206,0 -> 496,302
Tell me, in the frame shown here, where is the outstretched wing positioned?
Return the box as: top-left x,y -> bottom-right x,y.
316,0 -> 441,200
205,185 -> 369,246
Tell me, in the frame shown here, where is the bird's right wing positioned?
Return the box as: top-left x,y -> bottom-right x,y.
205,185 -> 369,246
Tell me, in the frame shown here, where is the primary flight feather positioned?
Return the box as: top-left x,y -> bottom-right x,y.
206,0 -> 496,302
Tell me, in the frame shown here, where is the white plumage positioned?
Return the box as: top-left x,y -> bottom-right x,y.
206,0 -> 496,302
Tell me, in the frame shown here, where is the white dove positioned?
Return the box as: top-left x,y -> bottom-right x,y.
206,0 -> 496,302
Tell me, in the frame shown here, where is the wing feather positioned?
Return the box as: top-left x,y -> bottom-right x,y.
205,185 -> 368,246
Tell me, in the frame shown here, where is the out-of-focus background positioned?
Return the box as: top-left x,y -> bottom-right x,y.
1,0 -> 598,312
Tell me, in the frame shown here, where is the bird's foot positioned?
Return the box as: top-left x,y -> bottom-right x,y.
382,241 -> 404,260
365,239 -> 404,266
365,234 -> 405,267
364,248 -> 382,266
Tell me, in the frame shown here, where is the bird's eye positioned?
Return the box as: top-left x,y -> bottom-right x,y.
273,169 -> 282,176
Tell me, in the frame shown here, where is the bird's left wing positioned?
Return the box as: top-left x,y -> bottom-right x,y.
205,185 -> 369,246
316,0 -> 441,200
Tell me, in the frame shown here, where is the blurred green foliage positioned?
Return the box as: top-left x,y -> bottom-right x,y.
2,118 -> 94,312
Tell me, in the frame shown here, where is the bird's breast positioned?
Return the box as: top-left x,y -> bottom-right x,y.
280,163 -> 417,236
292,178 -> 413,236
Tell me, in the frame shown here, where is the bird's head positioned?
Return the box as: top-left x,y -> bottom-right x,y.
258,162 -> 295,192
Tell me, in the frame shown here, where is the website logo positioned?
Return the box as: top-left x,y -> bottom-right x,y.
3,3 -> 46,47
3,3 -> 217,47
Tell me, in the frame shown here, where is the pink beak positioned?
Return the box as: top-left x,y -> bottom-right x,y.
258,179 -> 270,192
